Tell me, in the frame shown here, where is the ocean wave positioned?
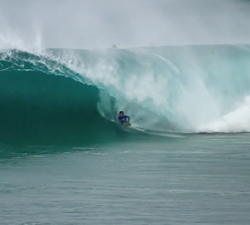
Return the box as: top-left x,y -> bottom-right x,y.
0,44 -> 250,144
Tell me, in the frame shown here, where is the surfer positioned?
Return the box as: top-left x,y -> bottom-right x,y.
118,111 -> 130,125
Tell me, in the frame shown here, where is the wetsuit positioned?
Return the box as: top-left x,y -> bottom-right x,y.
118,115 -> 130,124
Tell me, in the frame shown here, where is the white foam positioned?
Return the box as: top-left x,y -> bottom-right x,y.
199,95 -> 250,133
45,45 -> 250,134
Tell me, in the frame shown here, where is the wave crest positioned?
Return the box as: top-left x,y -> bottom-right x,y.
1,44 -> 250,141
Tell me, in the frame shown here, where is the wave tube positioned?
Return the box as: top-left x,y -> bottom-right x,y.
1,44 -> 250,145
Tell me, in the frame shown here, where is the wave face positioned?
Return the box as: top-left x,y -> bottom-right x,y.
0,44 -> 250,144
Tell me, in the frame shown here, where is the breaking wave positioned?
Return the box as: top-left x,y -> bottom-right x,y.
1,44 -> 250,144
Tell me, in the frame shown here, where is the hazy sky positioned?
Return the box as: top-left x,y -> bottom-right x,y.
0,0 -> 250,49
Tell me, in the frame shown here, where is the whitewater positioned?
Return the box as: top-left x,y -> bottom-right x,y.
1,44 -> 250,143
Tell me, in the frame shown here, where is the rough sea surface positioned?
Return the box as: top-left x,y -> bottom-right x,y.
1,134 -> 250,225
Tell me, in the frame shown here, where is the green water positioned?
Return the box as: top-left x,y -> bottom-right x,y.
1,134 -> 250,225
1,45 -> 250,224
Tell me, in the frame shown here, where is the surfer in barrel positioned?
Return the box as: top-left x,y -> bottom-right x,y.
118,111 -> 130,126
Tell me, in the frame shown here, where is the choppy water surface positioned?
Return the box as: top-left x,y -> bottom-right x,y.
1,134 -> 250,225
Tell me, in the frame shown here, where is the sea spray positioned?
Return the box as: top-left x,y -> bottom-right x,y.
0,44 -> 250,137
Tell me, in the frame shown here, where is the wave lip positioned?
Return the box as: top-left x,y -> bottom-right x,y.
1,44 -> 250,142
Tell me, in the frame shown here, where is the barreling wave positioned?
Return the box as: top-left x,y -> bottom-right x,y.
0,44 -> 250,144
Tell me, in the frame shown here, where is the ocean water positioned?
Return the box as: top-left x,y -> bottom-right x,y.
1,44 -> 250,224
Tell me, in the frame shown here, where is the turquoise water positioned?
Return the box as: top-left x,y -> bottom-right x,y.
1,44 -> 250,224
1,134 -> 250,224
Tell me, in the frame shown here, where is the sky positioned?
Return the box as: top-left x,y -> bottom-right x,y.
0,0 -> 250,49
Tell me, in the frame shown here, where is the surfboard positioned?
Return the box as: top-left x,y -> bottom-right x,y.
123,122 -> 131,126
